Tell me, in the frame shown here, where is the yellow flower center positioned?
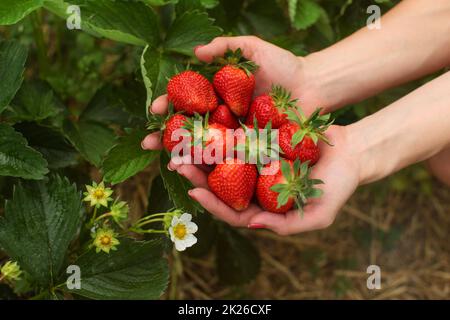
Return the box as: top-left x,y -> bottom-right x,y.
93,188 -> 105,199
99,235 -> 112,246
173,224 -> 187,240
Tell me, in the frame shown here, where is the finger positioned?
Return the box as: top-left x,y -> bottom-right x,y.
141,132 -> 162,150
176,165 -> 208,188
248,205 -> 332,235
149,94 -> 169,115
188,188 -> 260,227
195,36 -> 260,63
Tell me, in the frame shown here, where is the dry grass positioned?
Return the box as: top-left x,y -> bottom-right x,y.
119,165 -> 450,300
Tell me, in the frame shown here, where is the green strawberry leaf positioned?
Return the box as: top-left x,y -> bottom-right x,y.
14,122 -> 78,169
140,46 -> 182,117
165,10 -> 222,56
0,40 -> 27,114
159,151 -> 203,215
63,119 -> 115,167
0,0 -> 43,25
102,129 -> 159,185
288,0 -> 323,30
44,0 -> 160,46
0,175 -> 82,287
147,175 -> 174,214
6,80 -> 62,122
0,123 -> 48,180
64,239 -> 169,300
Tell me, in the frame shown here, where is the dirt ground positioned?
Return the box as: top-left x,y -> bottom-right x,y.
120,164 -> 450,300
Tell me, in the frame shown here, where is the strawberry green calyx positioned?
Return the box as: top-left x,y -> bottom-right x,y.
237,117 -> 280,171
181,112 -> 204,147
215,48 -> 259,76
284,107 -> 334,147
146,104 -> 176,132
270,159 -> 323,215
270,85 -> 298,112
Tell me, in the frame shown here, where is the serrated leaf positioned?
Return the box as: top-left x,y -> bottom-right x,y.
0,40 -> 27,113
14,122 -> 78,169
290,0 -> 322,30
141,46 -> 181,117
159,151 -> 203,215
63,120 -> 115,167
0,123 -> 48,180
0,0 -> 43,25
216,226 -> 260,285
7,80 -> 62,121
45,0 -> 160,46
165,10 -> 222,56
80,84 -> 145,127
102,129 -> 159,185
0,175 -> 82,286
65,239 -> 168,300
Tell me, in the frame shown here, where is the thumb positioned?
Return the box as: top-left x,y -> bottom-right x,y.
195,36 -> 259,63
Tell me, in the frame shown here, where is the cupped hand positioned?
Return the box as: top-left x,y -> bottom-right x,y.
141,36 -> 357,235
175,126 -> 360,235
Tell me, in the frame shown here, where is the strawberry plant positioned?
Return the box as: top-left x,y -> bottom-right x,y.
0,0 -> 401,300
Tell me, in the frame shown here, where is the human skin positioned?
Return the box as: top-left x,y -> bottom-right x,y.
141,0 -> 450,235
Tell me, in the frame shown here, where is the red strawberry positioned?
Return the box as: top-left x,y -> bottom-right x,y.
209,104 -> 240,129
167,70 -> 218,115
212,49 -> 258,117
279,108 -> 333,165
197,122 -> 231,165
180,115 -> 232,165
208,158 -> 258,211
246,86 -> 296,129
256,159 -> 323,214
162,114 -> 189,152
256,160 -> 295,213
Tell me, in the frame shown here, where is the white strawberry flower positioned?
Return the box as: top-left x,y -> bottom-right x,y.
168,213 -> 198,251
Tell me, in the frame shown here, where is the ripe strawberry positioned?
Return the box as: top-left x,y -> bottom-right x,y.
180,114 -> 232,165
209,104 -> 240,129
279,108 -> 333,165
161,114 -> 190,152
246,86 -> 297,129
256,159 -> 323,214
167,70 -> 218,115
208,158 -> 258,211
212,49 -> 258,117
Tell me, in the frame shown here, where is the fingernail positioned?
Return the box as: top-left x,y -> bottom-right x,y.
194,45 -> 204,53
188,190 -> 197,200
141,141 -> 147,150
167,163 -> 174,171
248,223 -> 266,229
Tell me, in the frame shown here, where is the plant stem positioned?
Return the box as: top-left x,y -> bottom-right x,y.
30,10 -> 49,77
133,218 -> 165,228
169,249 -> 182,300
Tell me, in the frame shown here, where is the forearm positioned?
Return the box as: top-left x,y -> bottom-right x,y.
348,71 -> 450,185
303,0 -> 450,112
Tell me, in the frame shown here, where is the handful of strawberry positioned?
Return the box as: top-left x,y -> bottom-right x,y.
148,48 -> 333,214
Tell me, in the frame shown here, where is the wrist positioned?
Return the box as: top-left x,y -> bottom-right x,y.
296,54 -> 333,114
346,118 -> 395,185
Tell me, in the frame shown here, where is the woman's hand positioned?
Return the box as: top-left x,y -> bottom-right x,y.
180,125 -> 360,235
